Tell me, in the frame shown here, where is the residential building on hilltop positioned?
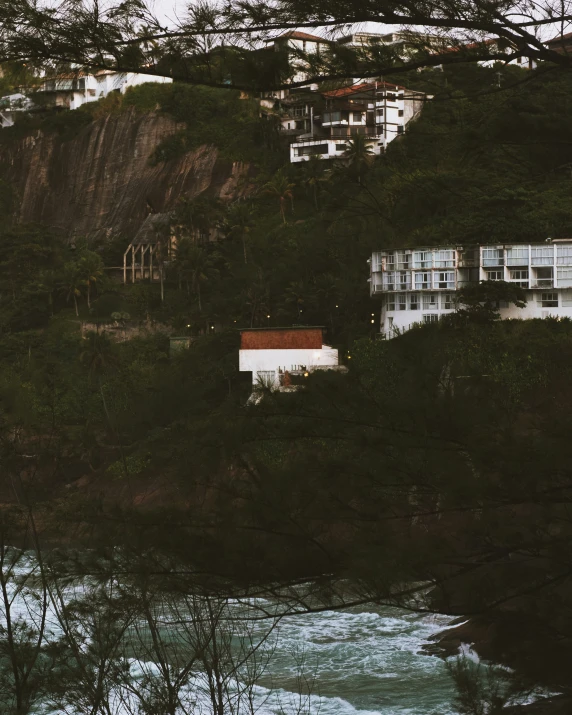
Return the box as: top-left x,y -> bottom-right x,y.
289,81 -> 426,163
239,327 -> 340,388
369,240 -> 572,337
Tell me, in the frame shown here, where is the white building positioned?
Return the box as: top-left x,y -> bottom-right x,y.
290,82 -> 426,163
0,93 -> 34,128
239,327 -> 339,388
265,31 -> 328,88
34,70 -> 172,110
370,240 -> 572,337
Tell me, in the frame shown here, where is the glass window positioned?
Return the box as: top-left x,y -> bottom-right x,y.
385,295 -> 395,311
423,314 -> 439,323
485,270 -> 503,281
534,267 -> 553,287
506,247 -> 529,266
397,271 -> 411,289
540,292 -> 558,307
434,250 -> 455,268
413,251 -> 432,269
409,293 -> 420,310
396,252 -> 411,269
383,272 -> 396,290
531,247 -> 554,265
510,269 -> 528,280
558,267 -> 572,287
442,293 -> 455,310
482,248 -> 503,267
422,293 -> 439,310
557,245 -> 572,265
415,272 -> 431,290
397,293 -> 407,310
383,252 -> 396,269
435,271 -> 455,289
562,291 -> 572,307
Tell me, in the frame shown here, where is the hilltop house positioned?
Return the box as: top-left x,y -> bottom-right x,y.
289,81 -> 426,163
369,240 -> 572,338
239,327 -> 340,388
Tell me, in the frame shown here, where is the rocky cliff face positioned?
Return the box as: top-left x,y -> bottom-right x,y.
0,108 -> 253,242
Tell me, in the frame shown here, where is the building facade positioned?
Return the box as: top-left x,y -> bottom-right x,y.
290,82 -> 426,163
239,327 -> 339,387
370,240 -> 572,337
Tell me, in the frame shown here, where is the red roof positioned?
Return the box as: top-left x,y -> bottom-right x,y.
240,328 -> 323,350
274,31 -> 326,43
546,32 -> 572,45
322,81 -> 403,98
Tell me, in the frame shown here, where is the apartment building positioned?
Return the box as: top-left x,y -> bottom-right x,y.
369,240 -> 572,337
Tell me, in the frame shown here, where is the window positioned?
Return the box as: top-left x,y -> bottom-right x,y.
557,245 -> 572,265
383,252 -> 396,269
386,93 -> 397,101
423,314 -> 439,323
335,144 -> 347,151
442,293 -> 455,310
506,246 -> 529,266
434,250 -> 455,268
534,267 -> 553,287
415,272 -> 431,290
485,270 -> 503,281
383,272 -> 396,291
397,125 -> 404,134
323,111 -> 342,124
397,293 -> 407,310
540,292 -> 558,307
385,295 -> 395,311
296,144 -> 328,156
435,271 -> 455,289
482,248 -> 503,267
352,112 -> 364,123
562,291 -> 572,307
396,252 -> 411,270
413,251 -> 432,269
531,247 -> 554,265
409,293 -> 420,310
423,293 -> 439,310
398,109 -> 404,117
397,271 -> 411,289
558,267 -> 572,287
510,269 -> 529,280
257,370 -> 276,385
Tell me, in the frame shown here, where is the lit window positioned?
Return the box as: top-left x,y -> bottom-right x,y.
540,292 -> 558,307
422,293 -> 439,310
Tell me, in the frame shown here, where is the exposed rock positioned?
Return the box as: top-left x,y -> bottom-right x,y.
0,108 -> 253,242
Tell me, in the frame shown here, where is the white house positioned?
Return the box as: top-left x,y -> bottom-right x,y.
34,70 -> 172,111
265,31 -> 328,88
0,93 -> 34,128
370,240 -> 572,337
290,81 -> 426,163
239,327 -> 340,388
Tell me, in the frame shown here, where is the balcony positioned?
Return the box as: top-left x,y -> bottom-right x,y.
330,126 -> 379,138
531,280 -> 554,289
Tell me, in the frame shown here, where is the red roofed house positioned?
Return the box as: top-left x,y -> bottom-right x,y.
239,327 -> 339,388
290,81 -> 426,163
266,31 -> 329,87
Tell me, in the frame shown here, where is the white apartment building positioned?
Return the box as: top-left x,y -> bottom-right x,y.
370,240 -> 572,337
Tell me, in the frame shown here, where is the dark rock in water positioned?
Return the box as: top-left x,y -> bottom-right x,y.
504,695 -> 572,714
0,108 -> 253,242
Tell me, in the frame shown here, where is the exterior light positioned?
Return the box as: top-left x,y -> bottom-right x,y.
267,314 -> 270,318
304,372 -> 309,377
371,319 -> 375,324
186,324 -> 191,328
371,313 -> 374,316
348,355 -> 351,359
335,305 -> 339,308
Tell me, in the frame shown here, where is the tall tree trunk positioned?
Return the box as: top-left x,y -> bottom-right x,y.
87,282 -> 91,309
74,294 -> 79,317
243,235 -> 247,264
198,282 -> 202,312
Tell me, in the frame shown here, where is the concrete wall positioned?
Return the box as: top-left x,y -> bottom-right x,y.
239,345 -> 339,385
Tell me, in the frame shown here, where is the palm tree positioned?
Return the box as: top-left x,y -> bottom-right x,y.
262,169 -> 296,224
60,261 -> 84,316
301,155 -> 327,209
174,241 -> 218,312
223,201 -> 255,264
76,251 -> 105,309
344,134 -> 375,182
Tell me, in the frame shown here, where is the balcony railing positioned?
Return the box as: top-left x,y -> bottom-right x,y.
531,280 -> 554,288
330,126 -> 379,138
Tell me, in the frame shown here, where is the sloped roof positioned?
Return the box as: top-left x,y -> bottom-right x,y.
546,32 -> 572,45
274,31 -> 326,43
322,81 -> 404,98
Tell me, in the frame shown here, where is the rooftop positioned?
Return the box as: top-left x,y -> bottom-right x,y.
322,81 -> 404,98
272,31 -> 327,43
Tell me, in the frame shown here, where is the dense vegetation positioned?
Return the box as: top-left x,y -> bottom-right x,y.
3,61 -> 572,709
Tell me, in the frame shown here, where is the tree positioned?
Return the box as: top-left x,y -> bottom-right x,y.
262,169 -> 295,225
343,134 -> 375,183
173,241 -> 219,312
452,280 -> 527,323
60,261 -> 84,317
223,201 -> 255,264
301,155 -> 328,210
75,251 -> 105,310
